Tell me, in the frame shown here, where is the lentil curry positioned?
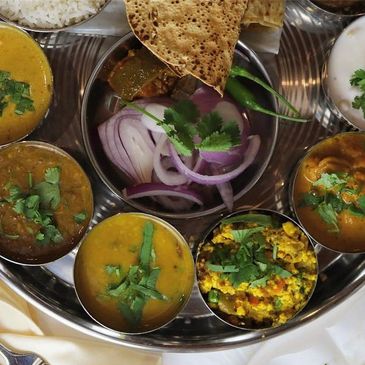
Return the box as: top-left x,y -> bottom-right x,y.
197,212 -> 317,329
0,23 -> 53,145
74,213 -> 194,333
0,142 -> 93,264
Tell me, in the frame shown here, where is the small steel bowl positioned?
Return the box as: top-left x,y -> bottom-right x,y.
290,131 -> 365,254
0,141 -> 94,265
195,208 -> 318,331
73,212 -> 195,334
300,0 -> 365,19
0,0 -> 111,33
0,23 -> 53,146
322,16 -> 365,130
81,32 -> 278,219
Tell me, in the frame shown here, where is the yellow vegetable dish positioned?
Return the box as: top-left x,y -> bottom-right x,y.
0,23 -> 53,145
74,213 -> 194,333
197,212 -> 317,329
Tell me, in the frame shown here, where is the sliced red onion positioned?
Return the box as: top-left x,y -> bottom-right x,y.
141,103 -> 166,133
169,135 -> 261,185
216,182 -> 234,212
118,119 -> 154,183
153,136 -> 188,186
153,195 -> 195,211
212,100 -> 245,133
123,183 -> 204,206
99,116 -> 139,182
190,86 -> 222,114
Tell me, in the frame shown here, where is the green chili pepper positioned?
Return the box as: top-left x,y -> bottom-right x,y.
226,66 -> 308,123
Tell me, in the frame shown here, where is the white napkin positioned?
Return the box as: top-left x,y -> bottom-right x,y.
0,280 -> 161,365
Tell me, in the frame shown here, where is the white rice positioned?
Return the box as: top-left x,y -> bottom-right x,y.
0,0 -> 107,29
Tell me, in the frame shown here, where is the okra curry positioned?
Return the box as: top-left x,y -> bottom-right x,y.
74,213 -> 194,333
293,132 -> 365,253
0,142 -> 93,264
0,23 -> 53,145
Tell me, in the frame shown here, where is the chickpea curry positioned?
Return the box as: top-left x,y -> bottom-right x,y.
293,132 -> 365,253
74,213 -> 194,333
0,142 -> 93,264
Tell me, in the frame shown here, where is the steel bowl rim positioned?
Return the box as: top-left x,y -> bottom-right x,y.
80,32 -> 279,219
0,0 -> 111,33
195,208 -> 319,331
305,0 -> 365,17
289,131 -> 365,254
73,211 -> 195,335
0,140 -> 94,266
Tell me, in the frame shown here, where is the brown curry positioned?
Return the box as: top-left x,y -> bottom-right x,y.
0,142 -> 93,264
293,132 -> 365,253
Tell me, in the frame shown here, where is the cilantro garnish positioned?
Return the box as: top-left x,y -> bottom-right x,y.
0,70 -> 35,116
3,167 -> 63,245
103,222 -> 167,327
350,69 -> 365,118
122,99 -> 242,156
206,223 -> 292,289
300,172 -> 365,233
74,211 -> 87,224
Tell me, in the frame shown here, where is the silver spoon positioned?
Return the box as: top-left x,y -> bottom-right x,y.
0,342 -> 49,365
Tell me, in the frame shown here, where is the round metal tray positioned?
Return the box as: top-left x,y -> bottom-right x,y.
0,2 -> 364,352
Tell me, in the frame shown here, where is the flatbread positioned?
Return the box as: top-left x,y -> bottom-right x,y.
124,0 -> 249,95
242,0 -> 285,28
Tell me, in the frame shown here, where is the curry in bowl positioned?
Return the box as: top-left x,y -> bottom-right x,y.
74,213 -> 194,334
0,23 -> 53,145
196,210 -> 317,329
292,132 -> 365,253
0,142 -> 93,264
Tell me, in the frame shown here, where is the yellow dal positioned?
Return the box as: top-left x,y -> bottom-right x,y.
0,24 -> 53,145
75,213 -> 194,333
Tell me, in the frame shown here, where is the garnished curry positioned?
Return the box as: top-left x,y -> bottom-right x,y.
0,23 -> 53,145
0,142 -> 93,264
197,212 -> 317,329
74,213 -> 194,333
293,132 -> 365,253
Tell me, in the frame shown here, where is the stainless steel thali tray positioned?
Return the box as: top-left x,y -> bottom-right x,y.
0,1 -> 365,352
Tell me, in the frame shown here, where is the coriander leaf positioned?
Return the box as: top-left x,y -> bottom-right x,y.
350,69 -> 365,90
352,94 -> 365,118
13,199 -> 25,214
206,263 -> 239,273
300,192 -> 323,207
105,264 -> 122,277
207,289 -> 219,303
232,226 -> 264,244
199,131 -> 232,152
271,265 -> 292,278
139,221 -> 154,269
107,281 -> 128,297
129,283 -> 166,300
6,185 -> 23,203
256,261 -> 267,272
146,267 -> 160,289
250,275 -> 269,288
313,173 -> 348,190
325,192 -> 346,213
274,297 -> 282,310
119,302 -> 140,326
129,295 -> 145,324
348,204 -> 365,217
74,211 -> 87,224
44,167 -> 61,184
197,111 -> 224,140
358,195 -> 365,213
229,263 -> 260,287
272,244 -> 278,260
316,202 -> 339,233
36,232 -> 45,241
221,120 -> 241,146
33,181 -> 60,210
